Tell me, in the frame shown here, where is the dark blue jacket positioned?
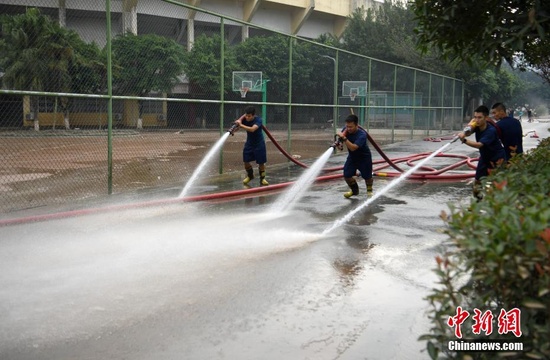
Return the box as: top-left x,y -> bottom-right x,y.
497,116 -> 523,160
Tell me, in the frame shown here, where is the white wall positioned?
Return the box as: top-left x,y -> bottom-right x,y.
0,0 -> 364,43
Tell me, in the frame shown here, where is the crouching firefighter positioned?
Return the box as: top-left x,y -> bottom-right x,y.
336,114 -> 374,198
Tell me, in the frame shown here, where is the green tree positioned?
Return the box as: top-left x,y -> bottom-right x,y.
41,24 -> 90,129
232,34 -> 293,103
231,34 -> 326,123
457,65 -> 525,116
411,0 -> 550,82
232,34 -> 324,103
341,4 -> 452,73
338,3 -> 542,118
0,8 -> 104,129
510,67 -> 550,116
292,38 -> 332,104
183,34 -> 236,98
340,4 -> 462,110
0,8 -> 50,92
112,33 -> 185,127
532,39 -> 550,85
342,4 -> 412,65
70,40 -> 108,95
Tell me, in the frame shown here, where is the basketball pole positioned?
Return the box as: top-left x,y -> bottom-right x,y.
262,79 -> 270,127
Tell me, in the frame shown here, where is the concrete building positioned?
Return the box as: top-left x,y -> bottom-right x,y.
0,0 -> 383,49
0,0 -> 384,128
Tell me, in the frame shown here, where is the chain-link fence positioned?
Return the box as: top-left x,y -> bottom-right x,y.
0,0 -> 463,215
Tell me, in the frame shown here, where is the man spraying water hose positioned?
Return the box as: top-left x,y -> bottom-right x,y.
457,105 -> 506,200
336,114 -> 374,198
233,106 -> 269,186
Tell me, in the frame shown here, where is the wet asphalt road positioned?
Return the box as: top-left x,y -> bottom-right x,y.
0,120 -> 547,360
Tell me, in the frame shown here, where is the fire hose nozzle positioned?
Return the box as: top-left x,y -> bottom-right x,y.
451,119 -> 476,143
462,126 -> 474,137
462,119 -> 477,137
331,134 -> 344,151
228,123 -> 239,136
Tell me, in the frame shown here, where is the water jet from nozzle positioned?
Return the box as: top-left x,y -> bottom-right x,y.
321,141 -> 453,236
179,132 -> 231,198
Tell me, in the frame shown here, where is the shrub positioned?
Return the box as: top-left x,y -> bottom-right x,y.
421,137 -> 550,359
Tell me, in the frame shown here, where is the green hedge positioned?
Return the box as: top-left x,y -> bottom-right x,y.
421,136 -> 550,359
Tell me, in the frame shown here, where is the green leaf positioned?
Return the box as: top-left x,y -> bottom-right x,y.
427,341 -> 438,360
518,265 -> 530,279
523,298 -> 546,309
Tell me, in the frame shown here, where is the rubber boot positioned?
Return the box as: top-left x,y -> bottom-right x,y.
243,167 -> 254,185
473,180 -> 483,202
260,169 -> 269,186
366,178 -> 373,195
344,181 -> 359,198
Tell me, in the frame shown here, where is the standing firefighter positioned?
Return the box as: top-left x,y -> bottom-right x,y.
234,106 -> 269,186
490,102 -> 523,160
336,114 -> 374,198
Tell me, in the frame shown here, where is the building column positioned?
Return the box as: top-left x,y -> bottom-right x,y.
187,18 -> 195,51
242,25 -> 249,41
122,0 -> 138,35
58,0 -> 66,27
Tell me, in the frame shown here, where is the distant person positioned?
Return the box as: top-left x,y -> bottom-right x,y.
234,106 -> 269,186
336,114 -> 373,198
491,102 -> 524,160
517,108 -> 524,121
458,105 -> 506,200
527,109 -> 533,122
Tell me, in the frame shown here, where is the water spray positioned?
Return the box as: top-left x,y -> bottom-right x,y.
321,141 -> 453,236
270,147 -> 334,213
178,132 -> 231,198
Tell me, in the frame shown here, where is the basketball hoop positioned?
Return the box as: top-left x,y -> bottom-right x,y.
240,87 -> 249,98
350,92 -> 357,102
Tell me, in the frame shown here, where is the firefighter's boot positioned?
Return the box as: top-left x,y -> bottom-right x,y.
344,181 -> 359,198
260,169 -> 269,186
243,167 -> 254,185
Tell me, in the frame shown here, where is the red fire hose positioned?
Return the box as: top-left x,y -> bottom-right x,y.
262,125 -> 477,179
0,126 -> 476,226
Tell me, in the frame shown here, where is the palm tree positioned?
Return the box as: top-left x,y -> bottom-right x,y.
0,8 -> 100,130
0,8 -> 51,129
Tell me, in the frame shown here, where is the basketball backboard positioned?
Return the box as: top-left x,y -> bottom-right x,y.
232,71 -> 263,98
342,81 -> 368,101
